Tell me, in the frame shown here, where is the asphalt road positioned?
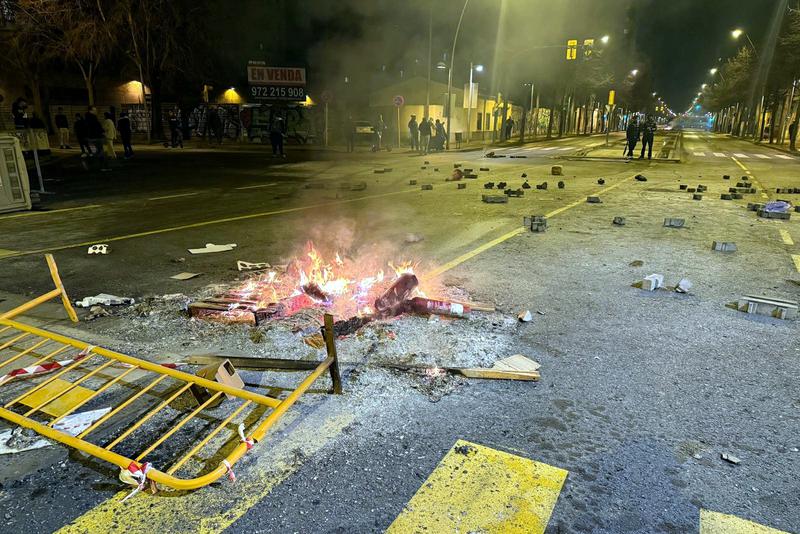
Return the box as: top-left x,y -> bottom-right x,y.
0,132 -> 797,533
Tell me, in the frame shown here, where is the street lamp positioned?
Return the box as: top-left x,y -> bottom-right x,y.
630,69 -> 639,76
731,28 -> 758,54
701,83 -> 707,89
652,92 -> 657,97
600,35 -> 610,44
466,62 -> 483,143
444,0 -> 471,151
709,67 -> 718,75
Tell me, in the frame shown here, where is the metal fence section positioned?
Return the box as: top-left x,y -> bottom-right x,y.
0,254 -> 341,494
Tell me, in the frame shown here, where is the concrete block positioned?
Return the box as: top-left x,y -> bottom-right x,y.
737,295 -> 798,320
454,163 -> 462,168
551,165 -> 563,176
729,187 -> 738,193
663,218 -> 685,228
679,184 -> 688,190
421,184 -> 433,190
732,193 -> 743,199
641,273 -> 664,291
524,215 -> 547,232
536,182 -> 548,190
409,180 -> 417,185
697,185 -> 707,192
457,183 -> 466,189
722,174 -> 730,180
795,206 -> 800,213
693,194 -> 703,200
587,196 -> 602,203
505,188 -> 524,197
558,181 -> 565,189
712,241 -> 737,252
758,209 -> 790,220
479,167 -> 490,171
687,188 -> 696,193
420,166 -> 427,170
612,216 -> 626,226
482,195 -> 508,204
464,173 -> 478,179
720,194 -> 733,200
597,178 -> 605,185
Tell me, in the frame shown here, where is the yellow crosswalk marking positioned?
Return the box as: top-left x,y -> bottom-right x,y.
700,509 -> 790,533
779,229 -> 794,246
792,254 -> 800,273
387,440 -> 568,534
57,411 -> 353,534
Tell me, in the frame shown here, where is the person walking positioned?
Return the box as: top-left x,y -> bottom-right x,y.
625,116 -> 640,159
373,114 -> 386,151
433,119 -> 446,151
639,115 -> 656,160
270,116 -> 285,157
74,113 -> 90,154
54,107 -> 71,149
85,106 -> 109,171
407,115 -> 419,152
102,112 -> 117,158
789,121 -> 797,151
118,111 -> 133,158
419,116 -> 431,155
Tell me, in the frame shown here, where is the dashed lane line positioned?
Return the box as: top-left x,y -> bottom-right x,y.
147,192 -> 199,201
699,509 -> 789,533
0,204 -> 102,220
387,440 -> 567,534
235,183 -> 278,190
714,152 -> 726,157
0,189 -> 420,260
733,153 -> 749,158
779,229 -> 794,246
731,157 -> 769,200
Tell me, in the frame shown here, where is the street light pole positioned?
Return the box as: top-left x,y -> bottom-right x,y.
445,0 -> 470,150
425,1 -> 432,118
467,62 -> 474,143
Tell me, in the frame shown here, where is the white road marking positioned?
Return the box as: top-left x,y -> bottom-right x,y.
235,183 -> 278,190
713,152 -> 726,157
693,152 -> 705,157
733,153 -> 749,158
775,154 -> 794,160
558,146 -> 574,151
754,154 -> 770,159
541,147 -> 557,151
147,192 -> 199,201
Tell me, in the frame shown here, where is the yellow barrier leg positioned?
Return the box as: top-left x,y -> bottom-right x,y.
45,254 -> 78,323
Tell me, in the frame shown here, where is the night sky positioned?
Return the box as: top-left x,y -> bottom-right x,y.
631,0 -> 781,110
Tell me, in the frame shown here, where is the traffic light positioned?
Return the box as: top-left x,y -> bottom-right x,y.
566,39 -> 578,61
583,38 -> 594,59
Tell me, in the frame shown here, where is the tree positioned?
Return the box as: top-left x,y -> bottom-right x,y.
119,0 -> 210,139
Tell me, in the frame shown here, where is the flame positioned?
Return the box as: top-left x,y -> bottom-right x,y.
220,242 -> 421,319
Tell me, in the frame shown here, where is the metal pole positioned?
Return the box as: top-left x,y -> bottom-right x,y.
425,1 -> 432,118
466,62 -> 473,143
445,0 -> 470,150
397,105 -> 401,148
324,102 -> 329,147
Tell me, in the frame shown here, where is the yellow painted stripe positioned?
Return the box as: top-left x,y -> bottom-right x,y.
0,189 -> 418,260
700,509 -> 789,533
58,411 -> 354,534
779,229 -> 794,246
792,254 -> 800,273
731,156 -> 769,200
424,175 -> 635,279
0,249 -> 18,258
0,205 -> 102,219
388,440 -> 567,534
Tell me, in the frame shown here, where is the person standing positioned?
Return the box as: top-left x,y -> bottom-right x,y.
374,114 -> 386,151
54,107 -> 71,149
270,116 -> 285,157
168,110 -> 183,148
505,117 -> 515,139
102,112 -> 117,158
85,106 -> 109,170
74,113 -> 89,154
625,116 -> 640,159
118,111 -> 133,158
345,115 -> 355,153
419,116 -> 431,155
789,121 -> 797,151
407,115 -> 419,152
639,115 -> 656,160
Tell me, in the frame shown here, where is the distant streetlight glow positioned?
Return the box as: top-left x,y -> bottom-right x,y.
600,35 -> 610,44
732,28 -> 744,39
474,64 -> 484,72
709,68 -> 718,75
630,69 -> 639,76
436,61 -> 447,70
701,83 -> 707,89
652,92 -> 657,96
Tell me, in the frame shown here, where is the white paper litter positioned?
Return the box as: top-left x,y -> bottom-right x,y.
76,293 -> 135,308
188,243 -> 237,254
0,407 -> 110,455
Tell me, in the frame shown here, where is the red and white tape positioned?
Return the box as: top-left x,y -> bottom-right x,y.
120,461 -> 153,502
0,352 -> 89,386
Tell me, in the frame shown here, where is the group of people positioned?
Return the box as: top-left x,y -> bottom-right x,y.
55,106 -> 134,170
407,115 -> 446,154
625,114 -> 657,160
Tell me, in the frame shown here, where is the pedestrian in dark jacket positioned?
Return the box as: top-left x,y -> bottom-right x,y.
74,113 -> 90,154
789,121 -> 797,151
118,111 -> 133,158
625,117 -> 640,158
85,106 -> 110,170
54,107 -> 71,148
208,106 -> 223,145
408,115 -> 419,151
270,116 -> 285,157
168,110 -> 182,148
639,115 -> 656,160
419,116 -> 432,155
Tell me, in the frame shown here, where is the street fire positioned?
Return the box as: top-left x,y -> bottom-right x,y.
190,242 -> 428,324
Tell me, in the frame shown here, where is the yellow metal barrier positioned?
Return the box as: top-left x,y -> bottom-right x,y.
0,255 -> 341,492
